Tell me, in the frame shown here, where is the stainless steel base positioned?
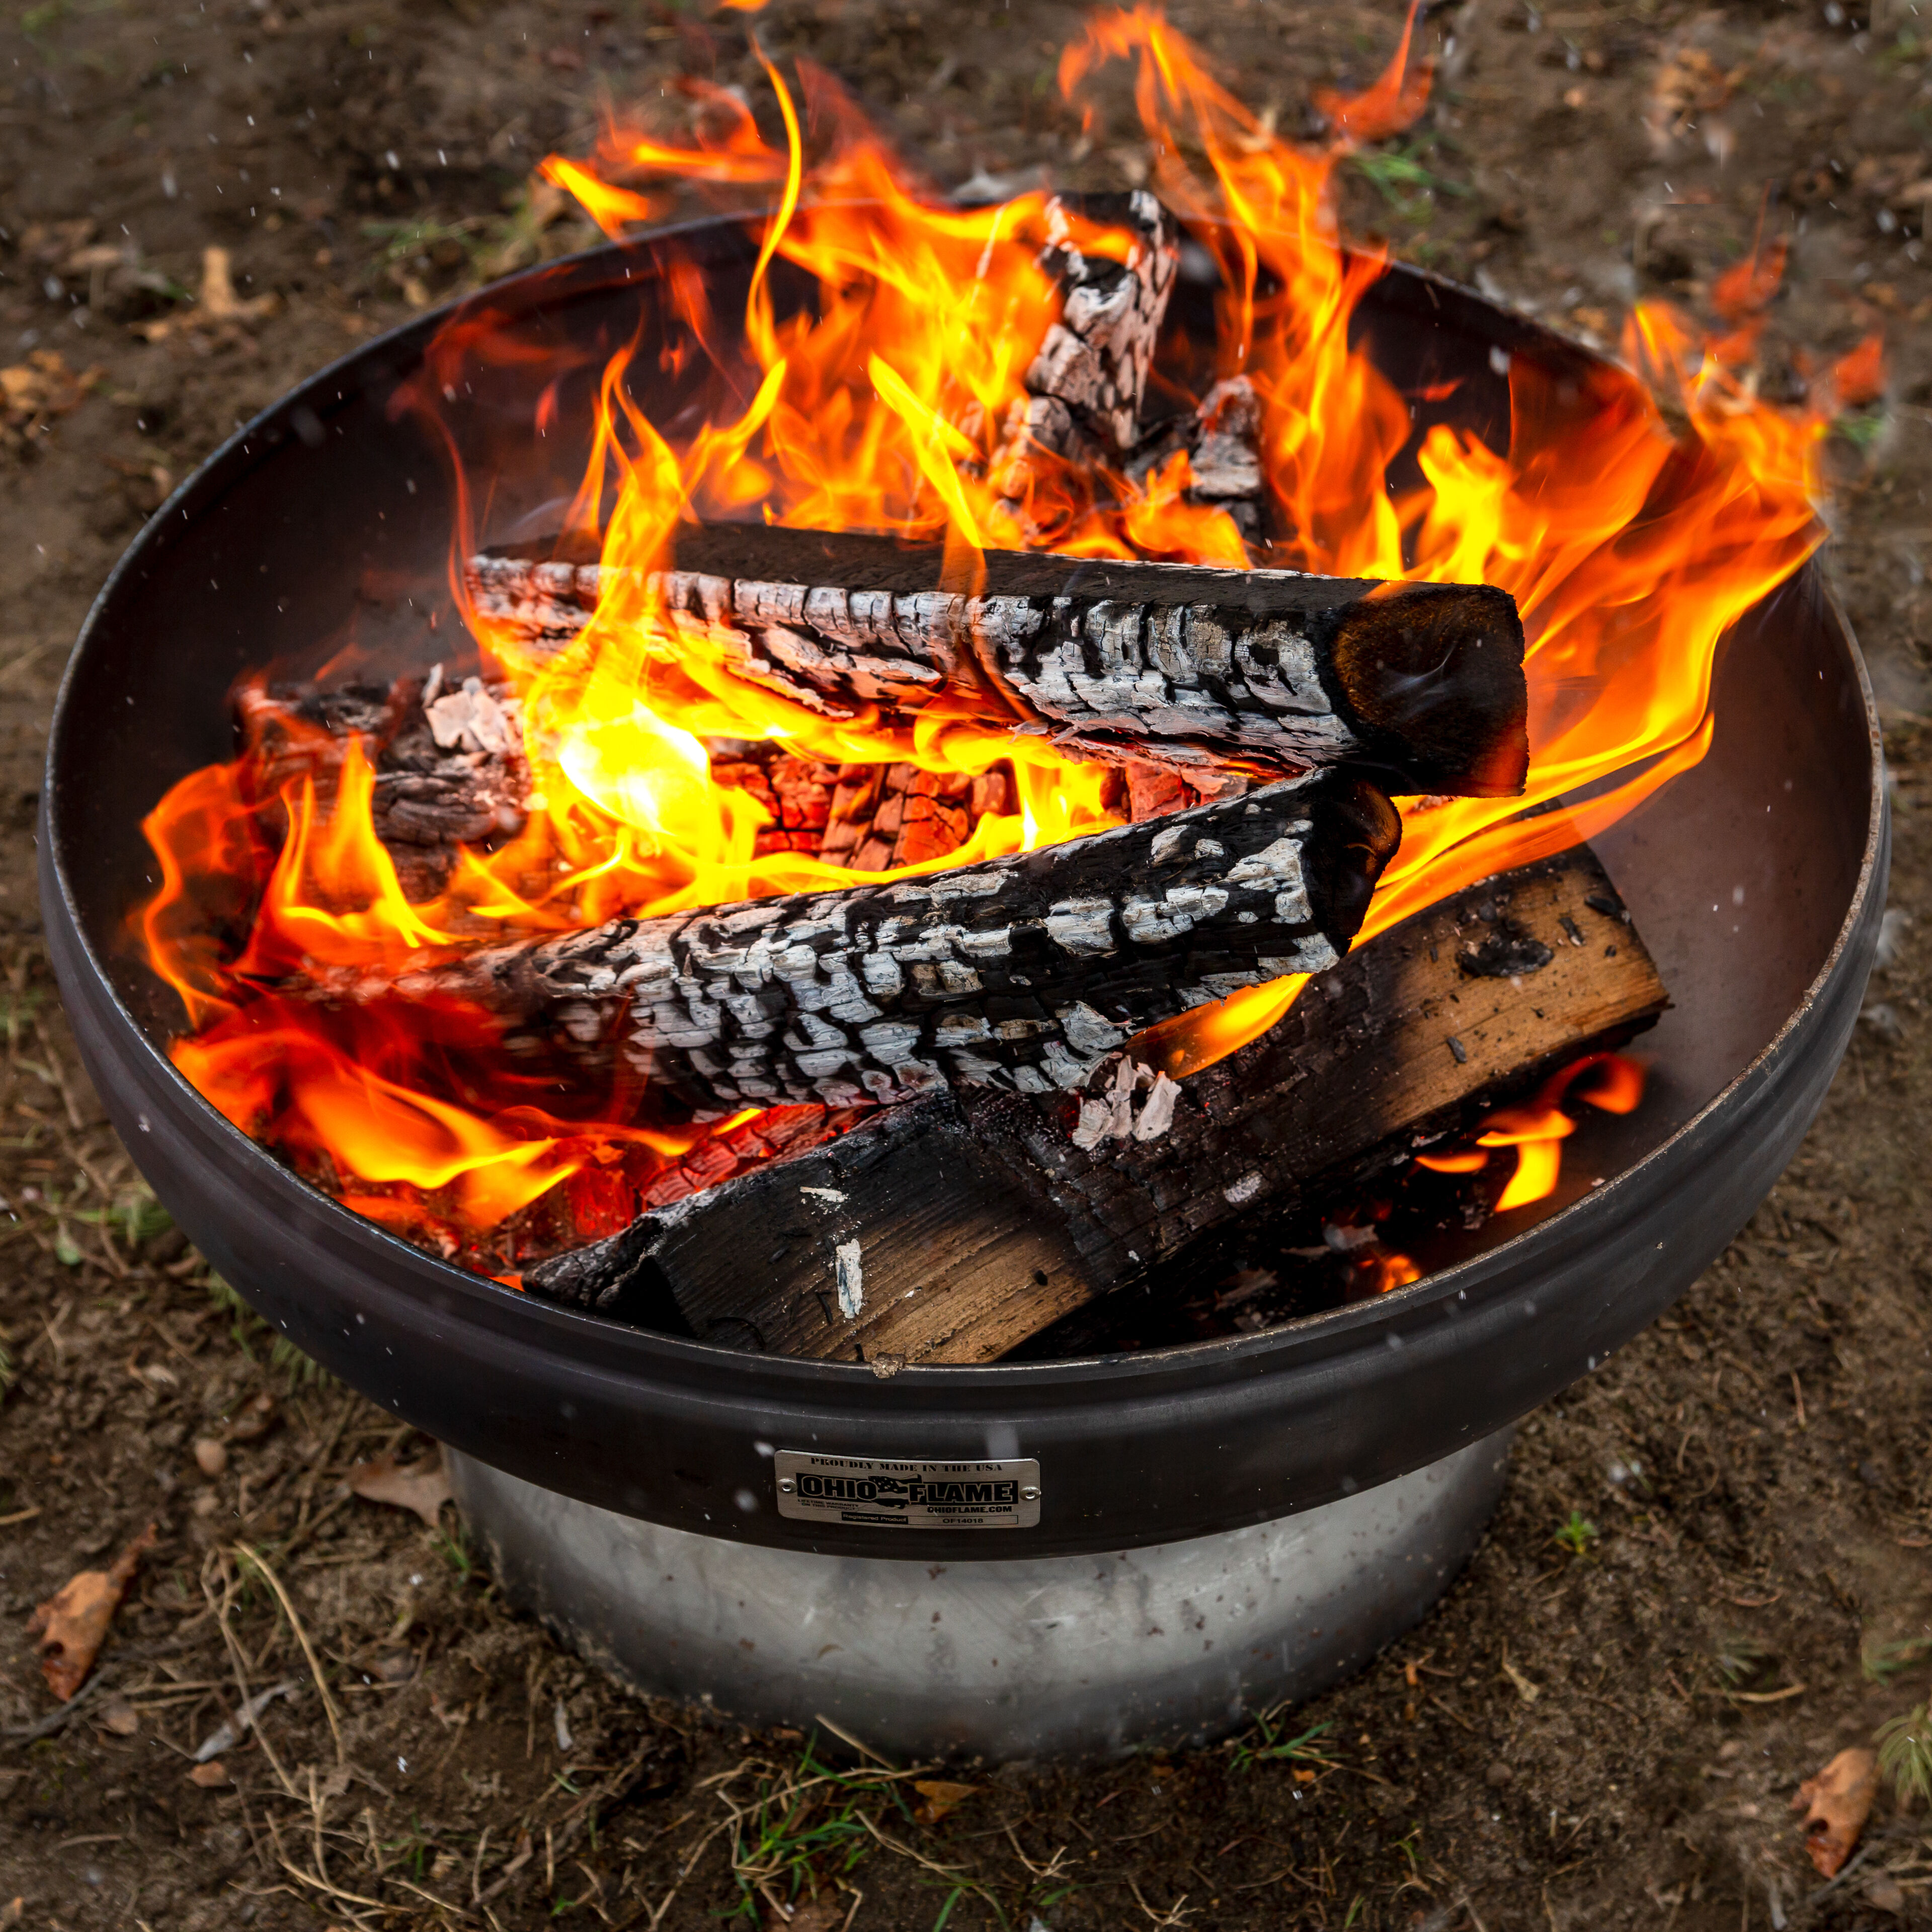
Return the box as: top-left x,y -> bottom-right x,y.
448,1428 -> 1511,1760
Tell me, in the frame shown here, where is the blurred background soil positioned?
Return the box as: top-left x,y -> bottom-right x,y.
2,0 -> 1931,1926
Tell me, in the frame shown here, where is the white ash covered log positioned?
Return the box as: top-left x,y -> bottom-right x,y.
320,771 -> 1403,1113
990,190 -> 1178,502
466,523 -> 1530,798
525,845 -> 1667,1363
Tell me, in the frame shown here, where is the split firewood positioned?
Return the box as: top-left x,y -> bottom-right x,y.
522,844 -> 1667,1365
467,523 -> 1530,798
320,771 -> 1403,1113
984,195 -> 1267,537
1126,375 -> 1269,541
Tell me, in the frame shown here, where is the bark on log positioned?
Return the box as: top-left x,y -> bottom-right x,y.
989,189 -> 1180,526
465,524 -> 1530,798
326,771 -> 1402,1113
235,670 -> 528,900
523,843 -> 1668,1364
1125,375 -> 1270,542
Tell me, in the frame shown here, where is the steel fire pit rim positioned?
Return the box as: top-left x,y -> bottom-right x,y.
40,217 -> 1879,1401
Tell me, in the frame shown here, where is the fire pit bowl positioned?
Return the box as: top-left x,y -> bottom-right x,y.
41,219 -> 1886,1757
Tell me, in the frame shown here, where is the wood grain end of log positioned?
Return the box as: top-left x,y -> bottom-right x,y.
1326,585 -> 1530,797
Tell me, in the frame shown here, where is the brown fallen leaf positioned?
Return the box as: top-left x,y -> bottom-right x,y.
133,246 -> 279,342
187,1759 -> 230,1788
1867,1871 -> 1907,1916
0,348 -> 102,451
223,1391 -> 277,1445
26,1522 -> 157,1701
348,1447 -> 453,1528
912,1778 -> 979,1825
1793,1746 -> 1879,1878
98,1699 -> 139,1737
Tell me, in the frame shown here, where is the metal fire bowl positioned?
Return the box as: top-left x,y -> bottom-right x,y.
41,221 -> 1886,1582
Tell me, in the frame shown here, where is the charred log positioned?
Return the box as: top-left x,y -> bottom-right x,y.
524,844 -> 1667,1365
1126,375 -> 1270,542
466,523 -> 1530,798
319,772 -> 1402,1113
989,190 -> 1180,523
712,741 -> 1019,870
234,669 -> 528,900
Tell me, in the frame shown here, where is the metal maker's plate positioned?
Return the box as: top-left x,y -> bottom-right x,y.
774,1451 -> 1041,1530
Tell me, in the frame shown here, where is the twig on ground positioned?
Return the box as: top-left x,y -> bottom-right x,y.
235,1540 -> 345,1763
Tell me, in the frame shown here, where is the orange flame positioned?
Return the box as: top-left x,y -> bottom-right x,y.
133,9 -> 1846,1275
1414,1052 -> 1649,1212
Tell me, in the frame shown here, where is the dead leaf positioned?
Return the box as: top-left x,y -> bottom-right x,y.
98,1699 -> 139,1737
223,1391 -> 277,1445
0,349 -> 102,448
1499,1648 -> 1541,1704
912,1778 -> 979,1825
1867,1872 -> 1906,1916
1,1898 -> 20,1926
134,246 -> 279,342
348,1447 -> 453,1528
26,1521 -> 156,1700
1645,44 -> 1748,154
187,1759 -> 230,1788
198,246 -> 277,323
1793,1746 -> 1879,1878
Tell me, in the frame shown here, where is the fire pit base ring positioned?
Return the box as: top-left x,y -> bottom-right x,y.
447,1429 -> 1511,1760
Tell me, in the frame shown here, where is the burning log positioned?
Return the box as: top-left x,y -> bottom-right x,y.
1126,375 -> 1270,541
991,190 -> 1179,502
522,844 -> 1667,1364
235,670 -> 528,900
324,771 -> 1403,1113
467,524 -> 1530,798
712,739 -> 1018,869
984,194 -> 1266,537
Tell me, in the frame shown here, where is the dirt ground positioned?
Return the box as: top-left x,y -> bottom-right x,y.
3,0 -> 1932,1926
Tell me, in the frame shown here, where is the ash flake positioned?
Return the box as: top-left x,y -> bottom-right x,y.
835,1240 -> 864,1319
